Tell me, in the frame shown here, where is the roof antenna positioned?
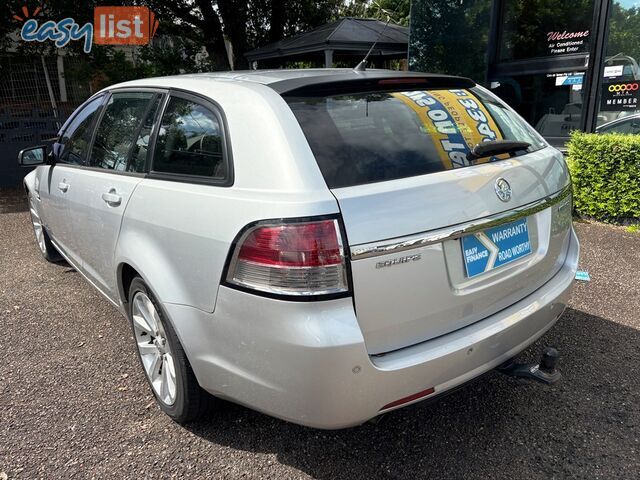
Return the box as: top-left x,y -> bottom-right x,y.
354,11 -> 392,72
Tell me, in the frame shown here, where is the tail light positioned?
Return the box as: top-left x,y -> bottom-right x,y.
225,218 -> 349,298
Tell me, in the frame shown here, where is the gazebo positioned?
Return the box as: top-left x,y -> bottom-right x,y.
245,18 -> 409,69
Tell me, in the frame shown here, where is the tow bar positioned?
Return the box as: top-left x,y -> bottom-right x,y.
496,347 -> 561,385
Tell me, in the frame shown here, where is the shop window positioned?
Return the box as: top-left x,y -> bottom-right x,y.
499,0 -> 596,62
596,1 -> 640,131
408,0 -> 493,81
491,73 -> 584,141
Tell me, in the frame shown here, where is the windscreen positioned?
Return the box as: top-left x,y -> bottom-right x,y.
286,87 -> 547,189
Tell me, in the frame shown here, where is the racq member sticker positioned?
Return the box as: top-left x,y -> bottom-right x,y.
392,89 -> 508,170
461,218 -> 532,278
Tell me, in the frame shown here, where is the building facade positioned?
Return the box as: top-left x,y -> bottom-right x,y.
409,0 -> 640,147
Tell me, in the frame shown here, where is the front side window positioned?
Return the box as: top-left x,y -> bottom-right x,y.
152,96 -> 226,179
58,95 -> 104,165
90,92 -> 156,172
286,87 -> 547,189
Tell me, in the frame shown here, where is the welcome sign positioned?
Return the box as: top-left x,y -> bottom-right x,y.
546,30 -> 590,55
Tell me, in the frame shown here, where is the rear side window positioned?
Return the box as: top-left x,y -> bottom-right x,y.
285,87 -> 547,188
152,96 -> 226,179
90,92 -> 157,172
58,95 -> 104,165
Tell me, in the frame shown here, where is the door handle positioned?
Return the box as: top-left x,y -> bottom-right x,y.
101,189 -> 122,207
58,182 -> 69,192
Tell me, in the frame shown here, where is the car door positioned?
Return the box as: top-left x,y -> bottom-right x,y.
40,94 -> 106,266
70,90 -> 163,301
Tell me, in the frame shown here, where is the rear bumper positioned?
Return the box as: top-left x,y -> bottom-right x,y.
165,227 -> 579,429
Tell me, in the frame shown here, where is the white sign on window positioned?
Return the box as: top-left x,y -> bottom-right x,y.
604,65 -> 624,78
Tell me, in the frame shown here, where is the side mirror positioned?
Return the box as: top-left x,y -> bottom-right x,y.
18,146 -> 47,166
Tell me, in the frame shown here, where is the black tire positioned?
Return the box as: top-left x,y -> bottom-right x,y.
28,193 -> 62,263
127,277 -> 214,423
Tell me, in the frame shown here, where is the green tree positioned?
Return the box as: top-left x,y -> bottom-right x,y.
409,0 -> 493,81
607,3 -> 640,60
148,0 -> 344,70
1,1 -> 152,94
339,0 -> 410,25
2,0 -> 346,73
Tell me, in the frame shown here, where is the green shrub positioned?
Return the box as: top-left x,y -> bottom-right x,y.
566,131 -> 640,222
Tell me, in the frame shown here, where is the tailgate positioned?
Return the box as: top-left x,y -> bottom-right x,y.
285,84 -> 573,354
337,152 -> 572,354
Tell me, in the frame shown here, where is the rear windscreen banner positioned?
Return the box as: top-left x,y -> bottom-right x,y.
393,89 -> 506,169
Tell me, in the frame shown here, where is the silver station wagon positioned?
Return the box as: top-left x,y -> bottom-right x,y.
20,69 -> 579,429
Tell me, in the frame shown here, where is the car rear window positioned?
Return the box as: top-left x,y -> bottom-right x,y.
285,87 -> 547,189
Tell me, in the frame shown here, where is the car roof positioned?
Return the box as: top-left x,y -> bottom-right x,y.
108,68 -> 475,96
596,112 -> 640,131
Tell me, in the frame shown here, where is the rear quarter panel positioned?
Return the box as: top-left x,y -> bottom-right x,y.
114,81 -> 339,311
116,181 -> 338,312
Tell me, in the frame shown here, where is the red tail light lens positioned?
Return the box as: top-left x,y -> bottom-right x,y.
226,219 -> 349,297
238,221 -> 342,267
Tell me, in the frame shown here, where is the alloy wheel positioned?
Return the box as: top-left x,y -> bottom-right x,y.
131,291 -> 177,405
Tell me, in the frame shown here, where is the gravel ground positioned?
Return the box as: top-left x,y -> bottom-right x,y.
1,188 -> 639,479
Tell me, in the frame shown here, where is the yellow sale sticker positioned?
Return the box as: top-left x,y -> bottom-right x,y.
392,89 -> 506,169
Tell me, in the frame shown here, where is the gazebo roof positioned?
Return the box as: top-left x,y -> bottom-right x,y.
245,17 -> 409,62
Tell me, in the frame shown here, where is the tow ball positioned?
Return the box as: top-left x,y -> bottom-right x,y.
496,347 -> 561,385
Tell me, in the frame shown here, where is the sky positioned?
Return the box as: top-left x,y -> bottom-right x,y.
618,0 -> 640,7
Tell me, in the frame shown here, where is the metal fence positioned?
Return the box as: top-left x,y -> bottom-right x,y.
0,55 -> 91,186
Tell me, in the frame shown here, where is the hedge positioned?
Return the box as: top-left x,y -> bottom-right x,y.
566,131 -> 640,223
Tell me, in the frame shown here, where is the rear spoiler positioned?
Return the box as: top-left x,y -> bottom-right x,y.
270,72 -> 476,97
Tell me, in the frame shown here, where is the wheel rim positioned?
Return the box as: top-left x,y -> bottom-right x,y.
29,195 -> 47,255
132,292 -> 177,406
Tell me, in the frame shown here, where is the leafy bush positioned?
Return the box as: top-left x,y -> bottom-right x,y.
566,131 -> 640,222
